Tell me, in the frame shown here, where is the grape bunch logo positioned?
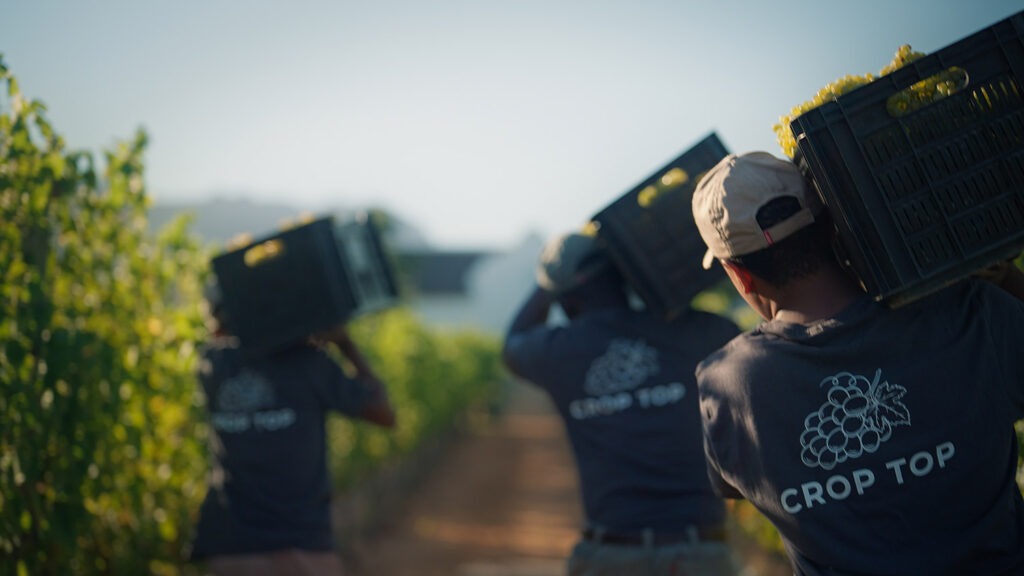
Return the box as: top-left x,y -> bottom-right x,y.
583,339 -> 659,395
800,369 -> 910,470
217,369 -> 275,412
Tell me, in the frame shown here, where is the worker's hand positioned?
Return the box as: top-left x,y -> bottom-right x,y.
974,255 -> 1024,302
974,258 -> 1014,284
360,376 -> 397,428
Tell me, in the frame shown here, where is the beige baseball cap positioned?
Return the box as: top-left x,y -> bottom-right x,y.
692,151 -> 821,269
536,230 -> 608,295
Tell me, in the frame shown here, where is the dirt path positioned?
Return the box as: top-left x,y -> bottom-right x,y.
344,383 -> 791,576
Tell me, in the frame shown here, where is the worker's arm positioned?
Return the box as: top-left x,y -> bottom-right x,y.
314,325 -> 397,428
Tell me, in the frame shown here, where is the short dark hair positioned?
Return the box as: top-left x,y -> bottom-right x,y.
727,197 -> 837,287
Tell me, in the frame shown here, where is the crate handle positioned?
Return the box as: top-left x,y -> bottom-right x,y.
885,66 -> 968,117
637,167 -> 689,208
243,239 -> 286,267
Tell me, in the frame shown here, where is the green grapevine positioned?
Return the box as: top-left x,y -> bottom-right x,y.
0,54 -> 504,575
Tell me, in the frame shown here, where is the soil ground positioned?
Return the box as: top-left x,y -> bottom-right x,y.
342,383 -> 792,576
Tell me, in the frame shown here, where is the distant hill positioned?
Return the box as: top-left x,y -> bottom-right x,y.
147,198 -> 432,250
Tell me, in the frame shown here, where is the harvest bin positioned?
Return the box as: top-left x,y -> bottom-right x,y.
791,10 -> 1024,307
211,213 -> 399,355
591,132 -> 730,318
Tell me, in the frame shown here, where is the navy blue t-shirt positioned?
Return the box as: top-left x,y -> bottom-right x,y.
190,338 -> 372,559
503,306 -> 741,533
698,279 -> 1024,575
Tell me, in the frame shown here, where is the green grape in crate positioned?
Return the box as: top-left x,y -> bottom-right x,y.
773,45 -> 927,159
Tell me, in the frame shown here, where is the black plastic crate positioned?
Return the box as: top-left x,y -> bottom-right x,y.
211,213 -> 399,355
334,214 -> 401,315
591,132 -> 730,318
791,10 -> 1024,307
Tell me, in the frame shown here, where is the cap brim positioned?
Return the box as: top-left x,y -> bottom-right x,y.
701,248 -> 716,270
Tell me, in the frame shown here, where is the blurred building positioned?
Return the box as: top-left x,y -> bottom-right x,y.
395,234 -> 542,335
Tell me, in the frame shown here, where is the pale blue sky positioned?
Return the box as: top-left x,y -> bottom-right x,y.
2,1 -> 1021,249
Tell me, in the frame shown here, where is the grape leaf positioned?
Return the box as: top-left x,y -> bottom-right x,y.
870,381 -> 911,428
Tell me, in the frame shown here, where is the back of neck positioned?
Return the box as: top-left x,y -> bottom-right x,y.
773,266 -> 863,324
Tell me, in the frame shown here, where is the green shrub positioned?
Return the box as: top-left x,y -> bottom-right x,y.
0,54 -> 209,575
0,55 -> 504,575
